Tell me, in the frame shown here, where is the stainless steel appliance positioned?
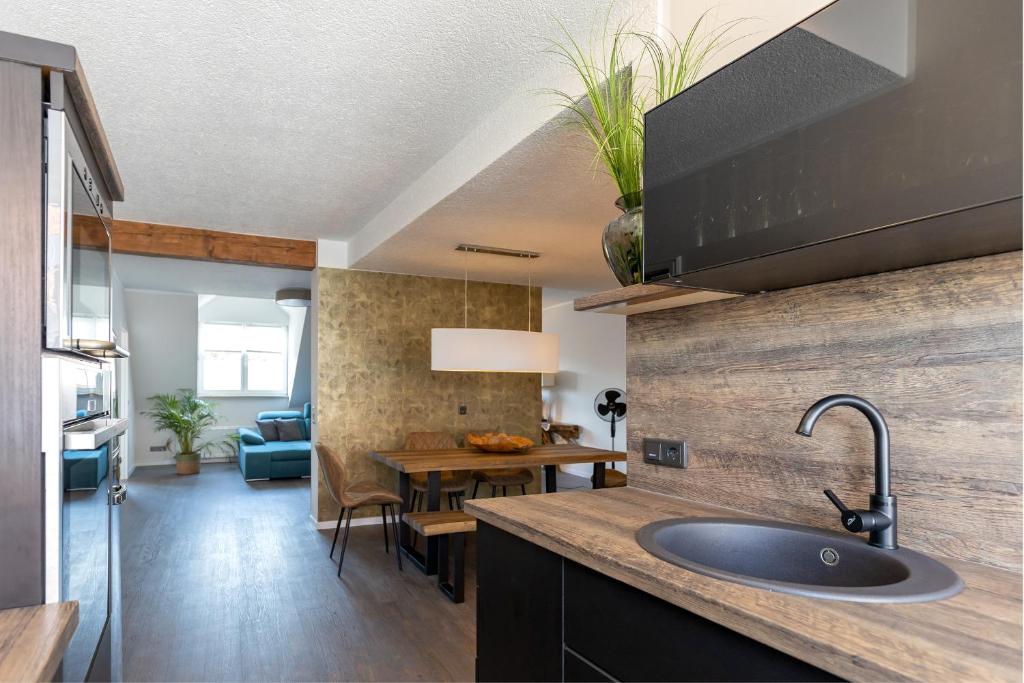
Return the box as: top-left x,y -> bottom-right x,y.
45,109 -> 128,359
42,356 -> 127,683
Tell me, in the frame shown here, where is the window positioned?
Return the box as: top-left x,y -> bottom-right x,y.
199,322 -> 287,396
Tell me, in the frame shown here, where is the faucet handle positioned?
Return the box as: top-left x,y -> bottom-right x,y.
824,489 -> 865,532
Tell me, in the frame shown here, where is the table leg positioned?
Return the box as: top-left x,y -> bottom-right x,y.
593,461 -> 607,489
543,464 -> 557,493
399,472 -> 411,549
425,470 -> 440,574
398,470 -> 441,575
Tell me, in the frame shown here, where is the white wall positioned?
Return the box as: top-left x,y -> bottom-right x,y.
542,289 -> 627,478
126,290 -> 312,468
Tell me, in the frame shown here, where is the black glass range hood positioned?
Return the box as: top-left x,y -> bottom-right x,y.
643,0 -> 1022,293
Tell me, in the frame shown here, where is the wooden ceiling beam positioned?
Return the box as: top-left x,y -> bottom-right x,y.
75,216 -> 316,270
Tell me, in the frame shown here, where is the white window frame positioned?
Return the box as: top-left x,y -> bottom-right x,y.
198,321 -> 289,398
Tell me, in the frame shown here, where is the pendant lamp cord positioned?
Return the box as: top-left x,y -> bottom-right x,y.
463,248 -> 468,329
528,263 -> 532,332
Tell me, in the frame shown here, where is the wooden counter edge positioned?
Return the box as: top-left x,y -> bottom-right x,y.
0,601 -> 79,683
464,491 -> 1023,683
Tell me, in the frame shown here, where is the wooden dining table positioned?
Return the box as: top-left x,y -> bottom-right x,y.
369,444 -> 626,575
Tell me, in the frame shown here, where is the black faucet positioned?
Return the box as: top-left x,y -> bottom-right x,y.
796,394 -> 898,549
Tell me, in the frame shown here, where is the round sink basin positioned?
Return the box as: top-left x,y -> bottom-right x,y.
636,517 -> 963,603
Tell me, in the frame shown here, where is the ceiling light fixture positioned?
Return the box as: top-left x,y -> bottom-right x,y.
431,245 -> 559,374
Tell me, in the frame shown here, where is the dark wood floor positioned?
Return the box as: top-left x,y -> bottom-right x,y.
122,463 -> 596,681
122,464 -> 481,682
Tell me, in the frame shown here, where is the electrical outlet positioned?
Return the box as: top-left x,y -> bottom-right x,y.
643,438 -> 688,469
149,445 -> 168,452
458,404 -> 467,415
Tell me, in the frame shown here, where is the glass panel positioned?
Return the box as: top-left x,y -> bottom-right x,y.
200,323 -> 245,351
643,0 -> 1021,277
201,350 -> 243,391
246,325 -> 286,353
70,170 -> 110,343
247,351 -> 286,392
62,444 -> 109,683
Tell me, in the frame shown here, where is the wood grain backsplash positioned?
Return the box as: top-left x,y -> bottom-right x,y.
316,268 -> 543,521
627,252 -> 1022,572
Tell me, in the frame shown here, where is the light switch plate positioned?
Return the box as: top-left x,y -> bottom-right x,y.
643,438 -> 662,464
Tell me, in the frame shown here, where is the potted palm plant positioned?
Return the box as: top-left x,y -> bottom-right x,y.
548,13 -> 743,286
143,389 -> 234,475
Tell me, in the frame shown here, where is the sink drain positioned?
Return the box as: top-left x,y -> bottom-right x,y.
820,547 -> 840,566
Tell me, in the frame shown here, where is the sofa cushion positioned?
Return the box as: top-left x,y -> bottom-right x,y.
238,427 -> 265,445
259,409 -> 308,439
255,419 -> 279,441
276,418 -> 304,442
243,440 -> 311,462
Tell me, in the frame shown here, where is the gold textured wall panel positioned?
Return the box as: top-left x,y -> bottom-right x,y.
316,268 -> 543,521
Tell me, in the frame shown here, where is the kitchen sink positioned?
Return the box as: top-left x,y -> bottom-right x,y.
636,517 -> 963,603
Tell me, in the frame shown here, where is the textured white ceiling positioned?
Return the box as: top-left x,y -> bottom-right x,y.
4,0 -> 650,248
352,111 -> 625,291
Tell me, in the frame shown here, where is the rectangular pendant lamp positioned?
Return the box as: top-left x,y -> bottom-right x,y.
431,328 -> 559,373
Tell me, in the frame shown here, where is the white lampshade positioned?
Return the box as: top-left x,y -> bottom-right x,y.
431,328 -> 559,373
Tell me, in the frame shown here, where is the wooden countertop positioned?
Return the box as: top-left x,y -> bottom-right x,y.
465,488 -> 1023,682
370,444 -> 624,473
0,601 -> 78,682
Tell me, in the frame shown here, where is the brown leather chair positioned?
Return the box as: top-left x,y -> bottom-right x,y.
471,468 -> 535,497
405,432 -> 471,510
467,428 -> 535,497
316,442 -> 403,577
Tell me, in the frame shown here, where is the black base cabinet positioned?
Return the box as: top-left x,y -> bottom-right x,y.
477,522 -> 842,683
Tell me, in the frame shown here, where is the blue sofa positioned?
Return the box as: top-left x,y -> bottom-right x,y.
63,443 -> 109,490
237,403 -> 312,480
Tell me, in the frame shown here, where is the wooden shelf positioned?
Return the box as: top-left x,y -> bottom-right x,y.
574,283 -> 739,315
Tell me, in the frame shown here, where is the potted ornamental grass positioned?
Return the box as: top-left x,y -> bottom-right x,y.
143,389 -> 236,475
547,12 -> 744,286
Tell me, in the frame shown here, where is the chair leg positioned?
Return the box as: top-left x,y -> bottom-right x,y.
502,486 -> 507,497
490,484 -> 496,498
337,507 -> 354,577
388,504 -> 403,571
472,481 -> 480,498
410,490 -> 417,513
381,505 -> 389,554
447,491 -> 454,510
520,484 -> 527,496
417,492 -> 424,511
330,508 -> 344,559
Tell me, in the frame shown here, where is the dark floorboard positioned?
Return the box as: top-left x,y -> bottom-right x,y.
121,463 -> 487,682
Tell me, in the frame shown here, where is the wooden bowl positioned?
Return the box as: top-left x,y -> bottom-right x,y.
466,432 -> 534,454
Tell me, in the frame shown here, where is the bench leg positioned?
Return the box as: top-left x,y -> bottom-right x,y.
438,534 -> 450,588
437,532 -> 466,604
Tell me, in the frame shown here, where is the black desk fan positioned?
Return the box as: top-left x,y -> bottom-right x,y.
594,388 -> 627,458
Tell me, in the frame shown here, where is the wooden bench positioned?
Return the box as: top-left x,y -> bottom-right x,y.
403,511 -> 476,603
